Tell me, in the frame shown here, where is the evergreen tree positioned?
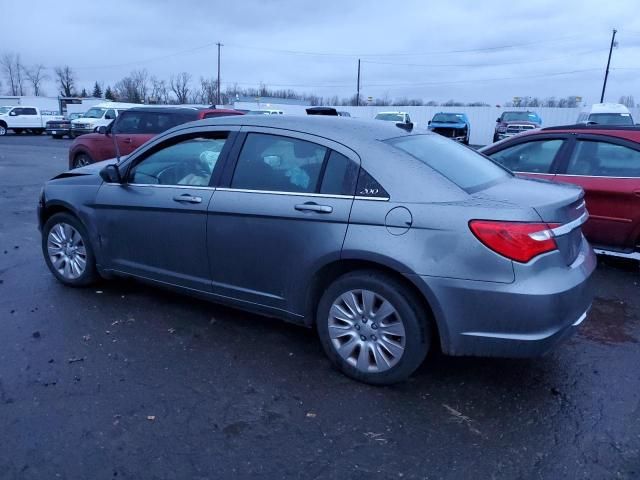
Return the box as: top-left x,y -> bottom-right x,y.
92,81 -> 103,98
80,88 -> 88,98
104,86 -> 116,100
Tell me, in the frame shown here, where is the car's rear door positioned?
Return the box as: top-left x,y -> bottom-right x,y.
94,127 -> 238,291
552,134 -> 640,251
206,128 -> 359,317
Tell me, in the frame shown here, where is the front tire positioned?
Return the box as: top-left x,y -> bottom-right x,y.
73,153 -> 92,169
42,212 -> 98,286
316,270 -> 430,385
0,124 -> 6,136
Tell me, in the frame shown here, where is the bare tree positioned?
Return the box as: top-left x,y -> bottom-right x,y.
1,53 -> 22,95
149,76 -> 169,104
170,72 -> 191,104
24,64 -> 49,96
198,77 -> 217,105
619,95 -> 635,108
55,66 -> 76,97
114,76 -> 141,103
131,69 -> 149,102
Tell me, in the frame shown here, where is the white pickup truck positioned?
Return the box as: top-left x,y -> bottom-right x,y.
0,106 -> 64,136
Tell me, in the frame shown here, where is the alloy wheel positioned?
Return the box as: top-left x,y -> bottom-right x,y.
47,223 -> 87,279
328,289 -> 406,373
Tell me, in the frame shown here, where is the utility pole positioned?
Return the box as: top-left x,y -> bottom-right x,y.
356,59 -> 361,106
600,29 -> 617,103
216,42 -> 223,106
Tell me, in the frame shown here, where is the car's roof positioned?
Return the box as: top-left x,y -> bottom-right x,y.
189,114 -> 415,145
124,106 -> 201,114
581,102 -> 631,114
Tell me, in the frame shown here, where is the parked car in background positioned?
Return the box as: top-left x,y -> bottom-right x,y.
245,109 -> 284,115
40,115 -> 594,385
428,112 -> 470,144
374,111 -> 413,126
70,103 -> 141,137
480,124 -> 640,255
576,103 -> 635,126
0,106 -> 64,136
68,106 -> 244,168
493,111 -> 542,142
46,113 -> 84,139
306,107 -> 351,117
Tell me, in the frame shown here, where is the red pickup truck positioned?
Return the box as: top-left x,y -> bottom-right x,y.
68,106 -> 243,169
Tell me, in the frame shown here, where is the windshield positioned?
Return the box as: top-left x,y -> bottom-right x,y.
69,113 -> 83,120
432,113 -> 465,123
384,134 -> 510,192
83,108 -> 106,119
587,113 -> 634,125
0,106 -> 12,114
501,112 -> 540,123
375,113 -> 405,122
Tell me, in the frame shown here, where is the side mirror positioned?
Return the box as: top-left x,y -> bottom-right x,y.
427,120 -> 432,125
496,117 -> 501,122
99,164 -> 122,183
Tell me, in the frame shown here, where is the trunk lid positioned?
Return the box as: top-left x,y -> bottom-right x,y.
475,177 -> 587,265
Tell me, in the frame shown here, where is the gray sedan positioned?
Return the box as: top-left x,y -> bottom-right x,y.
38,116 -> 595,384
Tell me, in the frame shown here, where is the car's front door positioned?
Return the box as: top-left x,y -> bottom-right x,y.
486,135 -> 571,182
553,135 -> 640,250
94,128 -> 236,290
206,128 -> 359,316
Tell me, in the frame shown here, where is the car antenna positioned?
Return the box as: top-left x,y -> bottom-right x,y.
110,119 -> 121,164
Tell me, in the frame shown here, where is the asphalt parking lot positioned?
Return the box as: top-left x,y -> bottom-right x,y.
0,134 -> 639,479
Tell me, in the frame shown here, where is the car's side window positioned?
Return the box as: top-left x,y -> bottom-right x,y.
23,108 -> 37,115
231,133 -> 327,193
115,112 -> 140,133
105,109 -> 116,120
320,151 -> 359,195
129,134 -> 228,187
489,139 -> 564,173
566,140 -> 640,177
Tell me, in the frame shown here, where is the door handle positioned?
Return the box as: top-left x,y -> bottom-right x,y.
173,194 -> 202,204
295,202 -> 333,213
122,138 -> 132,144
634,190 -> 640,198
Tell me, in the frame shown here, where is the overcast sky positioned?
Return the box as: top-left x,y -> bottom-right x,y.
3,0 -> 640,104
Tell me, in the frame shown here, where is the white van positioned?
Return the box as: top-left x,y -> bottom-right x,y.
70,102 -> 141,137
576,103 -> 635,126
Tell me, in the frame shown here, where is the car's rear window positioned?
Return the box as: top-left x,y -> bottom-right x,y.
384,134 -> 510,191
587,113 -> 634,126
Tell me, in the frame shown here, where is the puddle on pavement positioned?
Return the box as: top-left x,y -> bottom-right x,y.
579,297 -> 639,345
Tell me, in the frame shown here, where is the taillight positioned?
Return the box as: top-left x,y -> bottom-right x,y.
469,220 -> 560,263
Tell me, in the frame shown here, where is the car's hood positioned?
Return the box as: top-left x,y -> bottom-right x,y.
50,157 -> 123,181
429,121 -> 467,128
72,117 -> 99,124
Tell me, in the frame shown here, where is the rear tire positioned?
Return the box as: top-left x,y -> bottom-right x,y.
316,270 -> 430,385
42,212 -> 98,287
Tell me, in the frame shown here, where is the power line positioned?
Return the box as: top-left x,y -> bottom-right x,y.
360,48 -> 607,68
225,33 -> 589,58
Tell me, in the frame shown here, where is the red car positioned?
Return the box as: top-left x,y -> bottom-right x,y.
68,107 -> 243,169
480,125 -> 640,255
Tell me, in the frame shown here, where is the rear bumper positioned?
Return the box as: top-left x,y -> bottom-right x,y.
46,128 -> 70,136
408,238 -> 596,357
